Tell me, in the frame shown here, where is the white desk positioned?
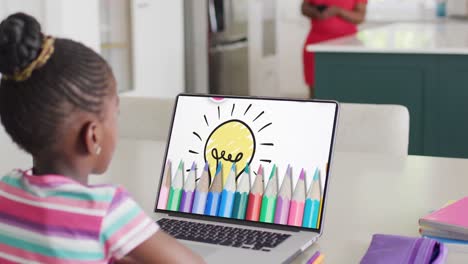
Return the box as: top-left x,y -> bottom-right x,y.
295,151 -> 468,263
95,139 -> 468,263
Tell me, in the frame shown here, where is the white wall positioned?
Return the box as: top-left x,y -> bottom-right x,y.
0,0 -> 45,21
276,0 -> 309,98
248,0 -> 279,97
44,0 -> 100,52
1,0 -> 185,97
100,0 -> 133,92
0,0 -> 100,52
129,0 -> 185,98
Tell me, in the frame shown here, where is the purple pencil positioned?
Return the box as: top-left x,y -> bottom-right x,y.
179,162 -> 196,212
274,165 -> 293,225
307,251 -> 321,264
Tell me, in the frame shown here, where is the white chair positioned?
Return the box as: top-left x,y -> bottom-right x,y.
335,103 -> 410,156
0,126 -> 32,174
118,96 -> 175,141
91,96 -> 175,213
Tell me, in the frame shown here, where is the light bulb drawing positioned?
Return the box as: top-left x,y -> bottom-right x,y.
188,100 -> 274,185
205,119 -> 255,185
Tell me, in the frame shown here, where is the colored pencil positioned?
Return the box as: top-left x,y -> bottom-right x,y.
303,168 -> 322,228
167,160 -> 184,211
274,165 -> 293,225
288,169 -> 306,226
191,162 -> 210,214
218,163 -> 237,217
246,165 -> 264,221
260,165 -> 278,223
204,162 -> 223,216
312,254 -> 325,264
157,160 -> 172,210
232,165 -> 251,219
179,162 -> 197,213
306,251 -> 321,264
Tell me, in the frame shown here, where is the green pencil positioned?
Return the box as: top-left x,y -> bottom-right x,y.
167,160 -> 184,211
259,165 -> 278,223
232,165 -> 251,219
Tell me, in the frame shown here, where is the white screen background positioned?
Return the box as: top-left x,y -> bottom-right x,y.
164,96 -> 336,192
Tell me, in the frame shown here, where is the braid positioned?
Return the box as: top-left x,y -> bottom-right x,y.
0,13 -> 113,155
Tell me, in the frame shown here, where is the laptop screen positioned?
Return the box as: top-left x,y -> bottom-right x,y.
155,94 -> 338,232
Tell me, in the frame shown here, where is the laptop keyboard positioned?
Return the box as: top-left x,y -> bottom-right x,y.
157,218 -> 291,251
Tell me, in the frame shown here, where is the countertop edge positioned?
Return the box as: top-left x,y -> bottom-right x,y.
306,45 -> 468,55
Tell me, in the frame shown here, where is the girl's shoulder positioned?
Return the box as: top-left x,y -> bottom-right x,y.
1,169 -> 124,207
0,169 -> 25,185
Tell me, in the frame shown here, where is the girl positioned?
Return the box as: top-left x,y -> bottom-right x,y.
0,13 -> 204,264
302,0 -> 367,98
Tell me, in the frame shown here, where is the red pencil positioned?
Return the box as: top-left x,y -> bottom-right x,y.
245,165 -> 264,221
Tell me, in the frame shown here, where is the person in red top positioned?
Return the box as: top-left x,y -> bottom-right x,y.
302,0 -> 367,98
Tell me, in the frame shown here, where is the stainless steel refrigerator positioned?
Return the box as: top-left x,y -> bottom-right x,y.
208,0 -> 249,95
184,0 -> 249,95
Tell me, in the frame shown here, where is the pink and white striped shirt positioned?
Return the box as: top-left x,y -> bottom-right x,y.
0,169 -> 159,263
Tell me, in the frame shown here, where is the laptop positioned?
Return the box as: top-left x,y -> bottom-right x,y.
154,94 -> 339,263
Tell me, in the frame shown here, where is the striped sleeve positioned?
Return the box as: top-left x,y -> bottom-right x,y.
101,187 -> 159,260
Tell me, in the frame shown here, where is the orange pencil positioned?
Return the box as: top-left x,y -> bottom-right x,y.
245,165 -> 264,221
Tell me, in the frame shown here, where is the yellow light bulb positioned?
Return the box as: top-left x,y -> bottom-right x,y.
205,120 -> 255,185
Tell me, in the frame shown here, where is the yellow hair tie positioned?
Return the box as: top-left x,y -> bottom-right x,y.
3,36 -> 55,82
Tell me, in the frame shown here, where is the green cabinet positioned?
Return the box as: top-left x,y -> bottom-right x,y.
315,53 -> 467,158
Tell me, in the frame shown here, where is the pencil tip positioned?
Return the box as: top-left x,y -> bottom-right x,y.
269,165 -> 277,179
216,162 -> 222,175
231,163 -> 236,171
204,162 -> 209,171
244,164 -> 250,173
299,169 -> 305,180
313,168 -> 320,181
191,162 -> 196,171
178,160 -> 183,170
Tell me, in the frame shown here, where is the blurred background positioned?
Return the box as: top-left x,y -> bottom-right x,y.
0,0 -> 448,99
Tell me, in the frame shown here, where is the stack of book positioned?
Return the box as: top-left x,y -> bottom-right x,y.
419,197 -> 468,244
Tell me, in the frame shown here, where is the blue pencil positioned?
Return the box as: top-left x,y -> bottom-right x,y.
218,163 -> 237,218
303,168 -> 321,228
204,162 -> 223,216
192,162 -> 210,214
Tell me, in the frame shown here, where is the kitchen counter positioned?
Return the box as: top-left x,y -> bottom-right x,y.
308,22 -> 468,158
307,22 -> 468,54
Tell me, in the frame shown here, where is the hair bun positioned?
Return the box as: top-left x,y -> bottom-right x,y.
0,13 -> 43,76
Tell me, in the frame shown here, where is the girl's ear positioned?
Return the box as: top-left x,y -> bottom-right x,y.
83,121 -> 103,156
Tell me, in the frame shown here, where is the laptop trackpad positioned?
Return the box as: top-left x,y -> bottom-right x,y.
186,243 -> 219,258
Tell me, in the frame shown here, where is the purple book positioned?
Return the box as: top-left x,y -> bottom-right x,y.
360,234 -> 447,264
